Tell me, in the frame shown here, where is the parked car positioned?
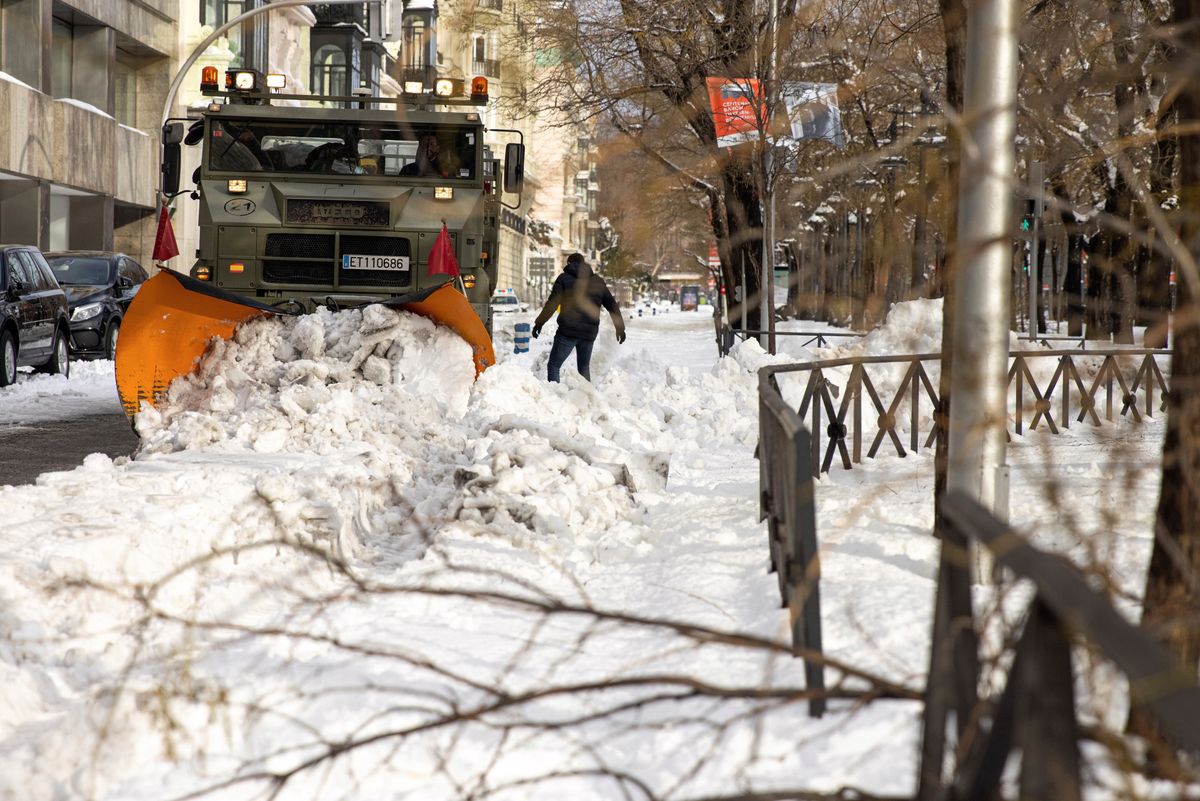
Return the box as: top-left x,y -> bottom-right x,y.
0,245 -> 71,386
491,292 -> 528,315
43,251 -> 149,360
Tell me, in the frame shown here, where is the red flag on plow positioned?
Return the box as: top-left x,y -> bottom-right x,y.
426,222 -> 460,278
152,206 -> 179,262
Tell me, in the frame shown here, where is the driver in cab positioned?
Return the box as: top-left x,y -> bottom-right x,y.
401,134 -> 456,177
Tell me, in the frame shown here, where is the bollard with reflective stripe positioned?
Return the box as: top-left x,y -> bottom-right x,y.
514,322 -> 531,354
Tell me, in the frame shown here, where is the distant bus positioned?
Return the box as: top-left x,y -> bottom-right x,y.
680,285 -> 701,311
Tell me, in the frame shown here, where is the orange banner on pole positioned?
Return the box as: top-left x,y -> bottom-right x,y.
706,77 -> 764,148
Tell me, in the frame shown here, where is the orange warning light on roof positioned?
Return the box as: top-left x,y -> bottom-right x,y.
201,66 -> 219,92
471,76 -> 488,100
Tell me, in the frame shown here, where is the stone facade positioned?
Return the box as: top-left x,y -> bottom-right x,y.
0,0 -> 175,266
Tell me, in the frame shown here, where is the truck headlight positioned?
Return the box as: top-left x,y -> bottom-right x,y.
71,302 -> 103,322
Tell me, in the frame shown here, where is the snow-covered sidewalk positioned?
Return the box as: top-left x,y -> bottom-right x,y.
0,301 -> 1164,800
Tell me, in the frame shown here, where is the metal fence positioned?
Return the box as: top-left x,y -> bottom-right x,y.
919,492 -> 1200,798
757,360 -> 1196,786
758,366 -> 825,717
769,347 -> 1170,475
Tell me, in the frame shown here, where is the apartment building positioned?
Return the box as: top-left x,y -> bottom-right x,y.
524,70 -> 602,298
0,0 -> 174,264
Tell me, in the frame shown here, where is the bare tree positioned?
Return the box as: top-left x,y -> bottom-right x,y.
1131,0 -> 1200,772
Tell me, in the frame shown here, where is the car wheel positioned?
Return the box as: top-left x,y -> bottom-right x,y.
104,320 -> 120,361
35,326 -> 69,378
0,330 -> 16,387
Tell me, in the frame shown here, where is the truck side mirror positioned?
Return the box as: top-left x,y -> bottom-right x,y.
504,143 -> 525,194
162,143 -> 182,196
162,123 -> 184,196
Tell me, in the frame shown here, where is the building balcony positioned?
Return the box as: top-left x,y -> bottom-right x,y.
473,59 -> 500,79
310,3 -> 368,28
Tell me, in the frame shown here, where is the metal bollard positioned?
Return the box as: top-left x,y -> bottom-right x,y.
514,322 -> 531,354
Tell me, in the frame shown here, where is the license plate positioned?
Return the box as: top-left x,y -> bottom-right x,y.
342,254 -> 410,272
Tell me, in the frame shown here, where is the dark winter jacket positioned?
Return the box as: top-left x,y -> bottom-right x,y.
534,260 -> 625,341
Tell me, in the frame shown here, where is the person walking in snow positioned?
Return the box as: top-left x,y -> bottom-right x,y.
531,253 -> 626,382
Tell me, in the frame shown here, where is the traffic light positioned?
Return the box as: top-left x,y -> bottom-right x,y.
1020,198 -> 1036,233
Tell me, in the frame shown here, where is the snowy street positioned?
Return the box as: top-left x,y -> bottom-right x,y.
0,302 -> 1166,800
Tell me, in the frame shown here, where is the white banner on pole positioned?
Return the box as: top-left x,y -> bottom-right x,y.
780,82 -> 845,148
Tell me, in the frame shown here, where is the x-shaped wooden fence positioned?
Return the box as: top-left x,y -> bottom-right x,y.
782,348 -> 1170,474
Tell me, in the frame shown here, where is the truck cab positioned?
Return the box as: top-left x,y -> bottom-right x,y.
167,68 -> 523,333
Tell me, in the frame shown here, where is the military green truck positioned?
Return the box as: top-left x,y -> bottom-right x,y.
117,69 -> 520,418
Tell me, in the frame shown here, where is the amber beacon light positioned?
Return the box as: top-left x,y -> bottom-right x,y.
471,76 -> 488,102
200,66 -> 220,92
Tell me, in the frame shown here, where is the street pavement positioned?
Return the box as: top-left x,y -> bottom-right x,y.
0,413 -> 139,487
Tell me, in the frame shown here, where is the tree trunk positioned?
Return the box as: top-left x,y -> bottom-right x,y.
920,2 -> 979,799
1130,0 -> 1200,771
716,150 -> 765,332
1107,0 -> 1140,344
1141,107 -> 1179,347
1065,233 -> 1086,337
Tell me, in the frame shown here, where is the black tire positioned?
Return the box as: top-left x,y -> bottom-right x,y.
104,319 -> 120,361
0,329 -> 16,387
35,326 -> 69,378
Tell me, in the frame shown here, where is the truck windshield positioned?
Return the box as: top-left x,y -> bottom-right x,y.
208,120 -> 479,179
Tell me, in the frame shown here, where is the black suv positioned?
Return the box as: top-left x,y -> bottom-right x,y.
44,251 -> 149,360
0,245 -> 71,386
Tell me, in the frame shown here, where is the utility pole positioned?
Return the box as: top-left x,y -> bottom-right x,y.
758,0 -> 780,353
947,0 -> 1018,575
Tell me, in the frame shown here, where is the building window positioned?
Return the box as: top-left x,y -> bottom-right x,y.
312,44 -> 347,97
403,18 -> 426,68
114,55 -> 137,127
51,16 -> 72,99
473,35 -> 486,63
202,0 -> 266,71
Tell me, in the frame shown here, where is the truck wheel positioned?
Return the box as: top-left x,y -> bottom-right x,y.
0,330 -> 15,387
35,326 -> 69,378
104,320 -> 120,361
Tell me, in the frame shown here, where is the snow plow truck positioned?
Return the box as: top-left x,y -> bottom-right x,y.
116,67 -> 523,420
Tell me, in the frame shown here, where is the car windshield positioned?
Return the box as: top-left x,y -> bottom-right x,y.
46,256 -> 111,285
208,119 -> 480,179
494,296 -> 518,305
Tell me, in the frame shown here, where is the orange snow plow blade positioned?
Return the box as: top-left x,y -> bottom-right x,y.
384,280 -> 496,377
116,271 -> 494,421
115,271 -> 277,419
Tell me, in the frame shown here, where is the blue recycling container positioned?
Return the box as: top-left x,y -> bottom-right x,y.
514,322 -> 531,354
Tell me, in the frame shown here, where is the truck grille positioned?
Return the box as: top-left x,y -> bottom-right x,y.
263,233 -> 336,285
265,233 -> 335,259
263,260 -> 333,285
339,235 -> 412,288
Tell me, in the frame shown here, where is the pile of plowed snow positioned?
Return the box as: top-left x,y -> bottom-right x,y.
125,304 -> 763,562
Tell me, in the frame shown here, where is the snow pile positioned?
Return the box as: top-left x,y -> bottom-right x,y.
0,358 -> 123,423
